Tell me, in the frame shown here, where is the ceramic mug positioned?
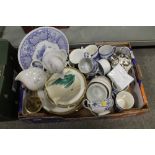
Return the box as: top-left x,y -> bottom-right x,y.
83,98 -> 114,116
98,45 -> 115,59
98,59 -> 111,75
84,45 -> 99,60
115,91 -> 134,111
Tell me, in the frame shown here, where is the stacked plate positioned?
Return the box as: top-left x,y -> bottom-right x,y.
88,76 -> 112,98
38,67 -> 87,115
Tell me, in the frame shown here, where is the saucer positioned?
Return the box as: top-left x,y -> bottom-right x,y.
18,27 -> 69,69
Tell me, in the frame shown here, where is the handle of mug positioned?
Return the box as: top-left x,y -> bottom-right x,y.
82,99 -> 98,116
82,99 -> 91,110
84,52 -> 91,59
30,60 -> 45,70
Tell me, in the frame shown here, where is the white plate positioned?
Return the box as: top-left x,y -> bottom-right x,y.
18,27 -> 69,69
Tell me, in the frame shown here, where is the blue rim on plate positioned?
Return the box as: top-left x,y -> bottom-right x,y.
18,27 -> 69,70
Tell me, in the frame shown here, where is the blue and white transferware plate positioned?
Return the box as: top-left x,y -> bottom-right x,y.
18,27 -> 69,70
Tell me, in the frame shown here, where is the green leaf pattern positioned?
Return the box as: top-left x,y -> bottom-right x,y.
51,74 -> 75,88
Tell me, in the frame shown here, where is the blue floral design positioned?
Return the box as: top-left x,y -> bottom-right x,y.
19,27 -> 69,69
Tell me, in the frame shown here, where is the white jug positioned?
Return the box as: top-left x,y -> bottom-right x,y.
15,67 -> 49,91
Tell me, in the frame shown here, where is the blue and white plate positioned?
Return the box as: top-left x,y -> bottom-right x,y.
18,27 -> 69,70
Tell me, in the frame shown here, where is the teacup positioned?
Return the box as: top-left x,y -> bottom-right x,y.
84,45 -> 99,60
98,59 -> 111,75
78,57 -> 98,76
99,45 -> 115,59
69,49 -> 85,66
83,98 -> 114,116
115,91 -> 134,111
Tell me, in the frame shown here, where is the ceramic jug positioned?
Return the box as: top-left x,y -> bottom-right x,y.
15,67 -> 49,91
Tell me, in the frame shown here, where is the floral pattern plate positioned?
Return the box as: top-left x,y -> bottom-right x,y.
18,27 -> 69,69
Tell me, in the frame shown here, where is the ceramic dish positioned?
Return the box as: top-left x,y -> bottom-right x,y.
18,27 -> 69,69
45,67 -> 87,108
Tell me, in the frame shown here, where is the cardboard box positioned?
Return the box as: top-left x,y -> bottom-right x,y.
18,41 -> 149,123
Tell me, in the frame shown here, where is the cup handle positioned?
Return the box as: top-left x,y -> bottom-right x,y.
84,52 -> 91,59
30,60 -> 44,70
82,99 -> 91,110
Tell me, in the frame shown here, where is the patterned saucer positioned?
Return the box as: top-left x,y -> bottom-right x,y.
18,27 -> 69,69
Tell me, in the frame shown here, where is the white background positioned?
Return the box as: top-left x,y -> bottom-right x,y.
0,0 -> 154,155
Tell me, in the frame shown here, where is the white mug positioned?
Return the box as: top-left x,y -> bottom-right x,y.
98,59 -> 111,75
